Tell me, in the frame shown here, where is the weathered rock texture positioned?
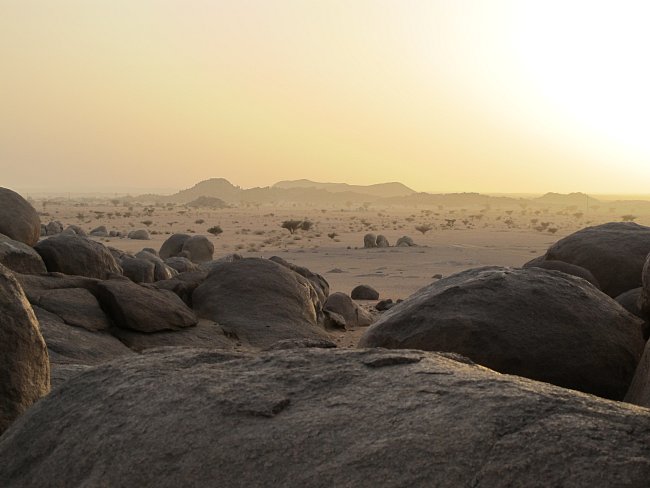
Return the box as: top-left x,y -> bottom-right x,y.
2,348 -> 650,487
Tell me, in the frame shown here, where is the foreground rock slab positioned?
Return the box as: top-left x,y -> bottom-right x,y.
2,348 -> 650,487
359,266 -> 644,400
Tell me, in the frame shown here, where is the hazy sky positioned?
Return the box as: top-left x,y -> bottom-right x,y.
2,0 -> 650,193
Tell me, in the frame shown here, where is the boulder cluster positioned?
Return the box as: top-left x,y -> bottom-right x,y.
4,187 -> 650,486
364,233 -> 417,248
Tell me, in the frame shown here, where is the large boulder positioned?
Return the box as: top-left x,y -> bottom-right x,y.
62,224 -> 86,237
0,233 -> 47,274
33,306 -> 133,388
0,188 -> 40,246
181,235 -> 214,263
323,292 -> 374,328
128,229 -> 150,240
359,266 -> 644,400
34,235 -> 123,279
543,222 -> 650,297
89,225 -> 108,237
523,258 -> 600,289
363,233 -> 377,248
120,257 -> 156,284
0,264 -> 49,434
30,287 -> 111,332
376,235 -> 390,248
396,236 -> 416,247
3,348 -> 650,487
44,221 -> 63,236
192,258 -> 329,348
159,233 -> 191,260
97,279 -> 197,333
351,284 -> 379,300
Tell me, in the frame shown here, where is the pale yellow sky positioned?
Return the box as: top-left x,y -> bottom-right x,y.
1,0 -> 649,193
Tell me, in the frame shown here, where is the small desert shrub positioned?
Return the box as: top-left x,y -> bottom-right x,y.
415,224 -> 433,235
281,220 -> 303,234
207,225 -> 223,236
195,219 -> 205,225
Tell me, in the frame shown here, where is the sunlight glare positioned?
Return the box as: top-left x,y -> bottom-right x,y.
516,1 -> 650,158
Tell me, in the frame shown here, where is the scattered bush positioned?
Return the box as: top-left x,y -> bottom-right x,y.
281,220 -> 303,234
207,225 -> 223,236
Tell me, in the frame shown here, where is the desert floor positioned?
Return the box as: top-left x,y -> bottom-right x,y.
34,199 -> 650,347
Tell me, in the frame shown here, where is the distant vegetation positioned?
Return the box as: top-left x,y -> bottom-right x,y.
281,220 -> 313,234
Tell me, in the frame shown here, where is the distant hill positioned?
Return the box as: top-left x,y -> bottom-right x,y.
161,178 -> 242,204
150,177 -> 413,205
383,192 -> 525,207
129,178 -> 641,210
272,179 -> 415,198
534,192 -> 601,206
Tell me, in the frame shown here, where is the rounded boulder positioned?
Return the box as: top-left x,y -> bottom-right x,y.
359,266 -> 644,400
34,235 -> 123,279
0,188 -> 40,246
544,222 -> 650,297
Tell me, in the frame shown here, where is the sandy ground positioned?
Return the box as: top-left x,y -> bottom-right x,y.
34,198 -> 650,347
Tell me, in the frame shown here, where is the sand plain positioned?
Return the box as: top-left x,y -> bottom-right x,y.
38,198 -> 618,347
34,197 -> 650,300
